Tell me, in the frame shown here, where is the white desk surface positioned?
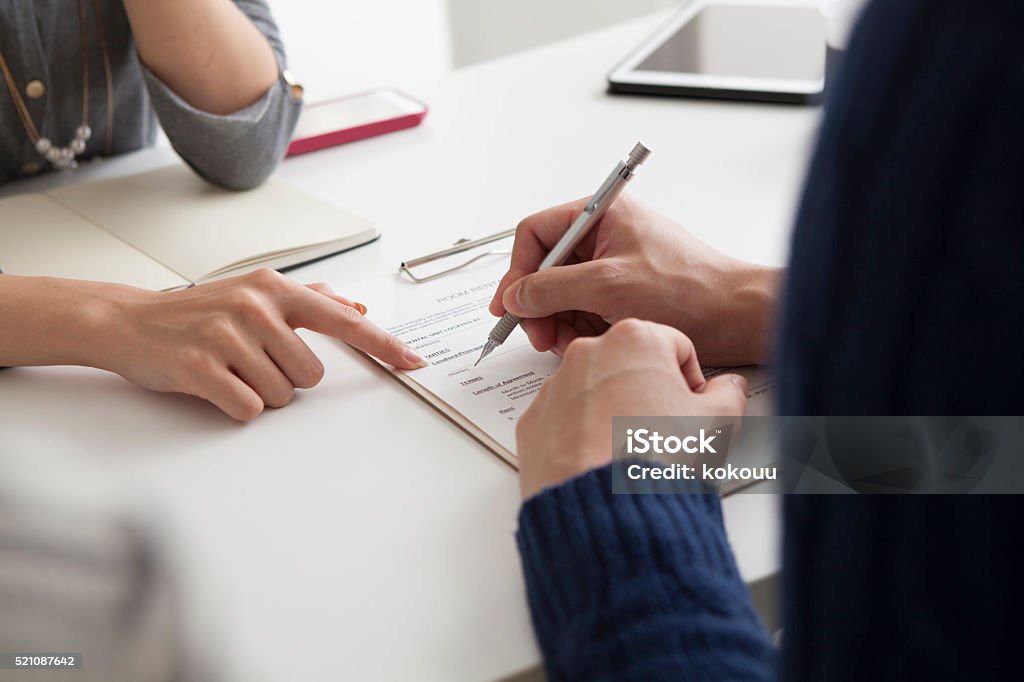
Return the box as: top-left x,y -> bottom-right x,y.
0,11 -> 819,682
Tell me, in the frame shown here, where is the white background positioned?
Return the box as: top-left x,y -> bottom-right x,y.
270,0 -> 679,101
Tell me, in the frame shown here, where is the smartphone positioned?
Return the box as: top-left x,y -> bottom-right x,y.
286,88 -> 428,157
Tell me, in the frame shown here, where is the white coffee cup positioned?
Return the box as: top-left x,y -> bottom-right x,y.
821,0 -> 870,90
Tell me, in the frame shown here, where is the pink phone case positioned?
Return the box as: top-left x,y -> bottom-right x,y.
285,91 -> 428,157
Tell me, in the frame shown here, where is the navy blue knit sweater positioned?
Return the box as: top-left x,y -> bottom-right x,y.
517,1 -> 1024,680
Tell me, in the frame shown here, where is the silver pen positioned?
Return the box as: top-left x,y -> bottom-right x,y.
475,141 -> 652,366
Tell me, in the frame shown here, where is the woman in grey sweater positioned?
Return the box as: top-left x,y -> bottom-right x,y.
0,0 -> 426,420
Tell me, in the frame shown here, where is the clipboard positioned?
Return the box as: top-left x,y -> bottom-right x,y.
376,361 -> 520,469
399,229 -> 515,284
392,229 -> 525,467
335,229 -> 536,469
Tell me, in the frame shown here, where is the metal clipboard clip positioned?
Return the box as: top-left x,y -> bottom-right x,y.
399,228 -> 516,283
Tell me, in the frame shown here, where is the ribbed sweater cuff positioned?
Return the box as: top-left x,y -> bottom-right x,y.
516,463 -> 773,681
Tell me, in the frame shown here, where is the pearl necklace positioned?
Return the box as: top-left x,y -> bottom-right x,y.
0,0 -> 114,170
35,125 -> 93,170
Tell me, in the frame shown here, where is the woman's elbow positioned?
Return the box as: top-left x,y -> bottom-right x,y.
183,134 -> 291,191
206,152 -> 281,191
177,93 -> 301,191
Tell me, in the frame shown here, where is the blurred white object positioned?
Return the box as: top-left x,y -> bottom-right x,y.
821,0 -> 869,91
820,0 -> 869,51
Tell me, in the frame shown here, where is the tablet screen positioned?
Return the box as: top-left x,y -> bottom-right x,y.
636,4 -> 824,81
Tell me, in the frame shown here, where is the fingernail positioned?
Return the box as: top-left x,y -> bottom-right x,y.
507,283 -> 523,314
404,350 -> 429,369
354,302 -> 367,316
728,375 -> 749,392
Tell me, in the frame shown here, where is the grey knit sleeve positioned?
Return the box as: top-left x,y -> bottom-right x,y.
140,0 -> 302,191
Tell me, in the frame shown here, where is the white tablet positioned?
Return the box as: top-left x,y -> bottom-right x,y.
608,0 -> 827,104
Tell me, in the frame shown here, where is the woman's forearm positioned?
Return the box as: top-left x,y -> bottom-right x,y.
122,0 -> 279,115
0,276 -> 116,369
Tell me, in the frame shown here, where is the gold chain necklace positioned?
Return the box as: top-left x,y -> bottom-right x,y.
0,0 -> 114,170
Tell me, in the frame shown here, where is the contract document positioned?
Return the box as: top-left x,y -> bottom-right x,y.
339,258 -> 774,468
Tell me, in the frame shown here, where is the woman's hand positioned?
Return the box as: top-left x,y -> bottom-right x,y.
0,269 -> 424,421
515,319 -> 749,500
94,269 -> 426,421
489,195 -> 783,367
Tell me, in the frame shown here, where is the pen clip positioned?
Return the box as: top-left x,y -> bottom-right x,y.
586,161 -> 630,213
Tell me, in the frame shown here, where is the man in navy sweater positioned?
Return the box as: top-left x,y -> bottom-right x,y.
489,0 -> 1024,679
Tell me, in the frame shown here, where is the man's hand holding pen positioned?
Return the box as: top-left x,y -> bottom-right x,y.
489,194 -> 783,368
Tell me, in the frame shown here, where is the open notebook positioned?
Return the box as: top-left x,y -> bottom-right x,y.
0,165 -> 378,290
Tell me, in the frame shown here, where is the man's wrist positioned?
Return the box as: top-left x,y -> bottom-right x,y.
719,264 -> 783,366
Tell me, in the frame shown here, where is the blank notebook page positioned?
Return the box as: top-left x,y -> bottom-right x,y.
47,165 -> 377,283
0,194 -> 188,291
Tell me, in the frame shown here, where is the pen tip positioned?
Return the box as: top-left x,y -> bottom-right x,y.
475,341 -> 496,367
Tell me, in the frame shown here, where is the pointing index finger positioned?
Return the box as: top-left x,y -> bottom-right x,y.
285,286 -> 426,370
